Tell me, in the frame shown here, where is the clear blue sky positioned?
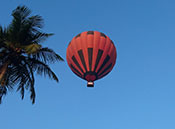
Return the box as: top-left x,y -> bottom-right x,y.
0,0 -> 175,129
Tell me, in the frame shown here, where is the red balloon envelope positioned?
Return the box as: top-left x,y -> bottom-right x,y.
66,31 -> 117,87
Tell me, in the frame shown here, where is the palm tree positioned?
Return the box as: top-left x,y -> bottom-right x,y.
0,6 -> 64,104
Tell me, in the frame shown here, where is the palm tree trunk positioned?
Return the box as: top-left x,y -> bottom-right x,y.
0,62 -> 9,85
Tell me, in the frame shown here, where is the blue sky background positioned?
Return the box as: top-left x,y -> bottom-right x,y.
0,0 -> 175,129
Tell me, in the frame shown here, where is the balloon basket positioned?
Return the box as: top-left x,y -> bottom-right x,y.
87,81 -> 94,87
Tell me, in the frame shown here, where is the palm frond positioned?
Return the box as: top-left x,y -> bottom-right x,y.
8,6 -> 31,44
4,55 -> 36,103
0,26 -> 8,45
30,83 -> 35,104
28,57 -> 59,82
23,59 -> 35,103
28,15 -> 43,29
12,6 -> 31,21
0,26 -> 4,42
0,86 -> 7,104
31,47 -> 64,64
31,32 -> 53,44
7,5 -> 49,46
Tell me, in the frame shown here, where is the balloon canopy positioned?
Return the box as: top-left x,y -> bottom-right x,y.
66,31 -> 117,87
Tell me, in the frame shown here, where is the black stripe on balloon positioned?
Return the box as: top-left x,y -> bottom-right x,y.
78,50 -> 87,72
88,48 -> 93,71
100,32 -> 106,38
111,40 -> 114,45
98,63 -> 112,77
72,56 -> 84,73
97,55 -> 110,74
70,64 -> 82,77
94,49 -> 103,72
87,31 -> 94,35
97,68 -> 111,79
75,33 -> 81,38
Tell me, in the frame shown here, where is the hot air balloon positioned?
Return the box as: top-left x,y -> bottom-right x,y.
66,31 -> 117,87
